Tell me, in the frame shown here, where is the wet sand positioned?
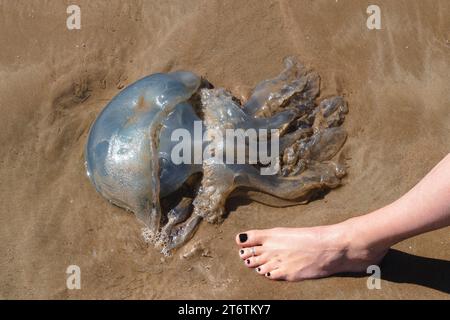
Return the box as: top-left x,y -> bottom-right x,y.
0,0 -> 449,299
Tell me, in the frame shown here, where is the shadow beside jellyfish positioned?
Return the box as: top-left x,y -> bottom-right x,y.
85,57 -> 349,255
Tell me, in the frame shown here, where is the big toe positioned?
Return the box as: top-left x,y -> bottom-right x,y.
235,230 -> 267,248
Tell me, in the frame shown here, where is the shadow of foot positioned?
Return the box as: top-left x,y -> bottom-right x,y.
338,249 -> 449,294
379,249 -> 450,294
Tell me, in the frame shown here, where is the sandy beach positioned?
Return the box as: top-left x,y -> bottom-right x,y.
0,0 -> 449,299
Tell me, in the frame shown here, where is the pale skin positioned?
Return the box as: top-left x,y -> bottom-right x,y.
236,153 -> 450,281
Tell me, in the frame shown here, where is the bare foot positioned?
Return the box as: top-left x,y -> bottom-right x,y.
235,220 -> 388,281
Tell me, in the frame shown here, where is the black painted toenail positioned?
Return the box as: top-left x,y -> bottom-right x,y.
239,233 -> 248,243
240,249 -> 244,255
257,268 -> 261,272
266,272 -> 271,277
246,259 -> 250,264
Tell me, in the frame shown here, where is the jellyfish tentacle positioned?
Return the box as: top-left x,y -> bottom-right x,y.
234,163 -> 343,201
301,127 -> 348,162
246,109 -> 298,133
201,87 -> 297,135
159,197 -> 193,243
313,96 -> 349,131
243,57 -> 306,116
191,161 -> 238,224
279,128 -> 313,151
162,215 -> 203,255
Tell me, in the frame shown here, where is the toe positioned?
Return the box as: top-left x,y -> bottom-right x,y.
256,260 -> 280,275
235,230 -> 267,247
239,246 -> 263,259
265,268 -> 286,281
244,254 -> 269,268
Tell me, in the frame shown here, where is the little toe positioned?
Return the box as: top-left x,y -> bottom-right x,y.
235,230 -> 267,248
265,268 -> 286,281
256,260 -> 279,275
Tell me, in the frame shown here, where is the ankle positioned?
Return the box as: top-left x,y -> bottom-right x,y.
335,217 -> 390,263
